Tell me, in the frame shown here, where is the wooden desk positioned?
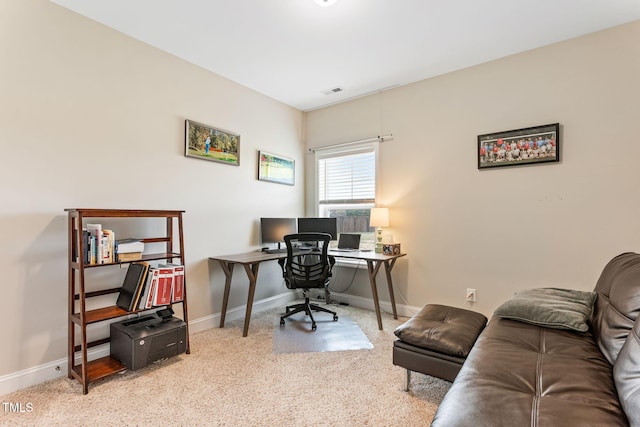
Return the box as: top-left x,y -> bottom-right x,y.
209,250 -> 406,336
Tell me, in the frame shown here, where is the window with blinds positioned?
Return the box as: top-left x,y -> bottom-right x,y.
315,143 -> 378,242
318,149 -> 376,205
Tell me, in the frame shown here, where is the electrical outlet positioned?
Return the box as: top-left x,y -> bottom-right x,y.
466,288 -> 477,303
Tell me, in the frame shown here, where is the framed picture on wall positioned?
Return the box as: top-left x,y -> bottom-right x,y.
185,119 -> 240,166
258,151 -> 295,185
478,123 -> 560,169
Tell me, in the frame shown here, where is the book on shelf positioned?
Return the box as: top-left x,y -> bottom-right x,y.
170,263 -> 185,303
139,267 -> 160,310
88,234 -> 96,265
117,252 -> 143,263
115,238 -> 144,254
160,263 -> 185,303
152,265 -> 174,306
102,229 -> 115,264
83,229 -> 91,265
74,229 -> 93,265
84,224 -> 116,265
86,223 -> 102,264
116,261 -> 150,311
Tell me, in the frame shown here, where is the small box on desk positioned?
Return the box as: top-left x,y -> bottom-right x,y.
383,243 -> 401,255
110,314 -> 186,371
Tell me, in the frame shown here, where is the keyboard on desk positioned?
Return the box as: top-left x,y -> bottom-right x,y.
265,248 -> 288,254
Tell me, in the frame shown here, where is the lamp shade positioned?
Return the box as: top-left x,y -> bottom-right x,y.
369,207 -> 389,228
314,0 -> 337,6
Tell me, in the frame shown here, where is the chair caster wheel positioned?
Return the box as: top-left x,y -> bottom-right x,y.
312,322 -> 317,331
280,318 -> 285,326
333,315 -> 339,321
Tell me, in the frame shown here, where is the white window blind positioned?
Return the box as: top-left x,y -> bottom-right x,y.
317,146 -> 376,205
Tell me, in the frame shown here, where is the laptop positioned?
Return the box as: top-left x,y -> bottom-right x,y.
332,233 -> 361,252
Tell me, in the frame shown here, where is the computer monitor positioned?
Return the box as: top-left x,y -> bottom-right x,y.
260,218 -> 297,250
297,217 -> 338,240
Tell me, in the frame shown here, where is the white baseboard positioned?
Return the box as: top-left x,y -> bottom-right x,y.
328,292 -> 422,318
0,292 -> 298,397
0,358 -> 68,397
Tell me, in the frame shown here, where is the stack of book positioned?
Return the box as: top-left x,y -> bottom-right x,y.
79,226 -> 146,265
117,261 -> 185,312
83,223 -> 115,265
115,238 -> 144,262
116,261 -> 150,311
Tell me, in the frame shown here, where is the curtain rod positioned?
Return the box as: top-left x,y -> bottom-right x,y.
308,134 -> 393,153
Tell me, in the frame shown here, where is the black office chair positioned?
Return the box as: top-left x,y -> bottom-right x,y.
278,233 -> 338,331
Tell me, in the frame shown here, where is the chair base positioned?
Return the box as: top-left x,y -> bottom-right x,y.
280,297 -> 338,331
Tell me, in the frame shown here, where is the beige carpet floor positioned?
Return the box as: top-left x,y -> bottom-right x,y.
0,304 -> 450,426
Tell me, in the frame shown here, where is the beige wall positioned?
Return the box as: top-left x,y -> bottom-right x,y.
0,0 -> 304,385
306,20 -> 640,316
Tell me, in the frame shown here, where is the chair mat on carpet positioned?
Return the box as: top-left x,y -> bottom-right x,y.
273,312 -> 374,354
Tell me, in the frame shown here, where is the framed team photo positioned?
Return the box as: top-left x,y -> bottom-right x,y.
478,123 -> 560,169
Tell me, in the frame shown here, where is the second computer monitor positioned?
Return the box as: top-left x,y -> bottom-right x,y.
297,217 -> 337,240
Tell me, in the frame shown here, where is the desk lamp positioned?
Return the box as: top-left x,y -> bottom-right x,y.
369,207 -> 389,253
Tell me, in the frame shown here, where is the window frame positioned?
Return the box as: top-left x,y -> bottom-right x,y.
313,141 -> 380,255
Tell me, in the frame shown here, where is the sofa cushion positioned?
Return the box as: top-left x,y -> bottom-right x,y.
614,316 -> 640,427
493,287 -> 596,332
431,317 -> 628,427
393,304 -> 487,358
591,252 -> 640,364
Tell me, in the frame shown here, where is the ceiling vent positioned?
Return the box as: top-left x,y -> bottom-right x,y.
321,87 -> 344,95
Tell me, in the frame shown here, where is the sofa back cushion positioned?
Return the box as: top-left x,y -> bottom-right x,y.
591,252 -> 640,365
614,315 -> 640,427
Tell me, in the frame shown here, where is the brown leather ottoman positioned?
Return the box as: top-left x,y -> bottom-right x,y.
393,304 -> 487,390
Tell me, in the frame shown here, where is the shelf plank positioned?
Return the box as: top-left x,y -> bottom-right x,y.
76,287 -> 120,300
74,337 -> 110,352
72,356 -> 127,382
65,208 -> 184,218
78,252 -> 181,269
140,252 -> 181,262
70,304 -> 177,325
71,306 -> 129,324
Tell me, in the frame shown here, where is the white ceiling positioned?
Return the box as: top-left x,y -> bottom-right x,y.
51,0 -> 640,111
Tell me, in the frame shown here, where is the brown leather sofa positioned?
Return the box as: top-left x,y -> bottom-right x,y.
431,252 -> 640,427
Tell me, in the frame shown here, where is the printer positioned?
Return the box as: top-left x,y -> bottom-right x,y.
110,311 -> 187,371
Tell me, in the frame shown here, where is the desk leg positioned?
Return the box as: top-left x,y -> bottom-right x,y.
384,259 -> 399,320
242,263 -> 260,337
367,260 -> 384,330
219,261 -> 235,328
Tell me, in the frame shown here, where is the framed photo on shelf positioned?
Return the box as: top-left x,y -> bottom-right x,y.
185,119 -> 240,166
258,151 -> 295,185
478,123 -> 560,170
